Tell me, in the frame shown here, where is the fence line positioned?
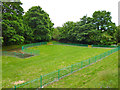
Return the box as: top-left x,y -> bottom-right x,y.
2,51 -> 24,58
21,42 -> 47,55
20,41 -> 117,57
22,42 -> 47,50
52,42 -> 117,48
14,46 -> 120,89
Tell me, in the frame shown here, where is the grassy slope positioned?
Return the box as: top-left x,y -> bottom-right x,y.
47,51 -> 118,88
2,45 -> 111,88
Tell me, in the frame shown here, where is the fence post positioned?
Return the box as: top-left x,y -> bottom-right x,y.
58,69 -> 60,80
22,46 -> 24,51
101,53 -> 103,58
95,56 -> 96,62
40,75 -> 42,88
81,61 -> 83,68
89,58 -> 90,65
15,85 -> 16,90
71,65 -> 73,73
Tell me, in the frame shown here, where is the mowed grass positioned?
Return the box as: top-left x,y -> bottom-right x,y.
2,45 -> 112,88
47,51 -> 118,88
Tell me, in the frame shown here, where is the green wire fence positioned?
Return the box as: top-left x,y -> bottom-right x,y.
3,42 -> 117,58
2,42 -> 48,58
22,49 -> 40,55
22,42 -> 47,50
14,46 -> 120,89
52,42 -> 117,48
92,44 -> 117,48
21,42 -> 47,56
2,41 -> 119,88
2,50 -> 39,58
2,51 -> 27,58
52,42 -> 88,47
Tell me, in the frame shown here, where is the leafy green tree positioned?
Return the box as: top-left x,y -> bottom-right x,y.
114,25 -> 120,44
58,11 -> 116,45
52,27 -> 61,40
23,23 -> 34,43
93,10 -> 111,31
2,2 -> 25,45
92,10 -> 116,45
58,16 -> 97,44
2,2 -> 24,19
80,15 -> 93,25
59,21 -> 76,42
23,6 -> 54,42
75,21 -> 96,44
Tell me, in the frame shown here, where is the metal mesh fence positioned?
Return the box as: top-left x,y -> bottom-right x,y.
2,42 -> 48,58
15,46 -> 120,88
15,78 -> 40,88
92,44 -> 117,48
21,42 -> 47,56
42,71 -> 58,86
3,41 -> 118,58
22,48 -> 40,55
22,42 -> 47,50
2,51 -> 30,58
52,42 -> 88,47
3,42 -> 119,88
52,42 -> 118,48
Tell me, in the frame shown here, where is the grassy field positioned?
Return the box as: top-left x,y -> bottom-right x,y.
2,45 -> 112,88
46,51 -> 118,88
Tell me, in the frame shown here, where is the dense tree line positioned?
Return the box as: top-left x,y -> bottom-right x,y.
53,11 -> 119,45
2,2 -> 24,45
2,2 -> 53,45
2,2 -> 119,46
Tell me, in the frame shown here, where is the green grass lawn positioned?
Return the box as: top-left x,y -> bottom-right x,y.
46,51 -> 118,88
2,45 -> 112,88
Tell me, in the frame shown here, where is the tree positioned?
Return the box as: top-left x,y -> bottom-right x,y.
59,21 -> 76,42
23,6 -> 54,42
58,16 -> 97,44
23,23 -> 34,43
92,10 -> 116,45
80,15 -> 93,25
114,25 -> 120,44
75,20 -> 96,44
52,27 -> 61,40
92,10 -> 116,36
57,11 -> 116,45
2,2 -> 25,45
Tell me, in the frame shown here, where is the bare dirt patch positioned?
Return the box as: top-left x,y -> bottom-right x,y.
14,80 -> 25,85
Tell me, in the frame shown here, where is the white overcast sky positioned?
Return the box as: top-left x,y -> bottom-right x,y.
21,0 -> 119,27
